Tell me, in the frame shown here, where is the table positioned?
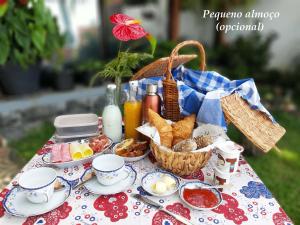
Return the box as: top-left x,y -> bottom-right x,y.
0,136 -> 293,225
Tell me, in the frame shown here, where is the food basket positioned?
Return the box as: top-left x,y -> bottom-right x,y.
132,40 -> 285,153
150,136 -> 212,176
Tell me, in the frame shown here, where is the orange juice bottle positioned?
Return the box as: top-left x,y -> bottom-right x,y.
124,81 -> 142,140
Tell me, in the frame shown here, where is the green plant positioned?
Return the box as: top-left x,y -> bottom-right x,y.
91,51 -> 152,86
0,0 -> 64,68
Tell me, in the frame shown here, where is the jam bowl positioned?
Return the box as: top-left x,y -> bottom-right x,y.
179,181 -> 222,210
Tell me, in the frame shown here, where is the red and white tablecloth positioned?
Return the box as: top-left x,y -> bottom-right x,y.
0,137 -> 293,225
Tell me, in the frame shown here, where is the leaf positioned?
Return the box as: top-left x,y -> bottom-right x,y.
15,31 -> 30,50
145,33 -> 157,55
32,27 -> 46,52
0,32 -> 10,65
13,49 -> 27,68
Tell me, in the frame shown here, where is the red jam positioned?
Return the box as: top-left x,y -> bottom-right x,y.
183,188 -> 219,208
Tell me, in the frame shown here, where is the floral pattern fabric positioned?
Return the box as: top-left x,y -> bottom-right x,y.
0,135 -> 293,225
22,202 -> 72,225
240,181 -> 272,199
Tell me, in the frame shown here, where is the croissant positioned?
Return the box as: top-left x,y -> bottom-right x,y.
172,114 -> 196,146
148,109 -> 173,148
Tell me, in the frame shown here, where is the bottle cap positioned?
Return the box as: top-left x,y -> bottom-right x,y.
146,84 -> 158,95
129,81 -> 138,92
107,84 -> 116,90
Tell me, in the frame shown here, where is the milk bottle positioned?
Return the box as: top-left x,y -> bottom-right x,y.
102,84 -> 122,142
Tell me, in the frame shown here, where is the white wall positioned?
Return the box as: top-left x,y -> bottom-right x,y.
45,0 -> 98,48
227,0 -> 300,69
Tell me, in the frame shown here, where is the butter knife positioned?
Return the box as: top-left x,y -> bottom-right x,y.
132,194 -> 195,225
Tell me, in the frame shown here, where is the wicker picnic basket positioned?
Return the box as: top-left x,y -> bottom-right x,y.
132,40 -> 285,153
150,136 -> 212,176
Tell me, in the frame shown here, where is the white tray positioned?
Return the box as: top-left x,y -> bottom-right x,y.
42,138 -> 112,168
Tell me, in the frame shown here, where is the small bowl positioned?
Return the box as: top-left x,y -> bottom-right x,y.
113,143 -> 150,162
179,181 -> 222,210
141,171 -> 180,197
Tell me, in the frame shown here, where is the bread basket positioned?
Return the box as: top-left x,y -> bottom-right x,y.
150,136 -> 212,176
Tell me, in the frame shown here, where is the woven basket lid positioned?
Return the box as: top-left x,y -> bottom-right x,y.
221,93 -> 286,152
130,54 -> 197,81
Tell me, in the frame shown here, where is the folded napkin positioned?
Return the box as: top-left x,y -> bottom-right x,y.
125,65 -> 275,129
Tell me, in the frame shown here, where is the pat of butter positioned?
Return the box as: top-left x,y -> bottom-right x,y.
152,181 -> 167,194
161,175 -> 176,189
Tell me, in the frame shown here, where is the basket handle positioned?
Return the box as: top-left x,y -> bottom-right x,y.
165,40 -> 206,81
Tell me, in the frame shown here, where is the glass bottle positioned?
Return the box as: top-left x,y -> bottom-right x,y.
102,84 -> 122,143
124,81 -> 142,139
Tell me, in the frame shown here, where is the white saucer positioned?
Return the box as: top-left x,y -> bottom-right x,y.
141,171 -> 180,197
3,177 -> 71,217
82,165 -> 137,195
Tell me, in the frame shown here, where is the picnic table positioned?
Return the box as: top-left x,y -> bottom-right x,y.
0,135 -> 293,225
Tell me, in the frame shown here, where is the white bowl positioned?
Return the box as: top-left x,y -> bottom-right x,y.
112,143 -> 150,162
141,171 -> 180,197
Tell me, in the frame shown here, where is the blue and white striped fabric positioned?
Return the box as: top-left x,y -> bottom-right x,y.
127,65 -> 275,129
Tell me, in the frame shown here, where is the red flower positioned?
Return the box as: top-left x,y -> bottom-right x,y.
0,188 -> 10,218
273,208 -> 293,225
182,169 -> 204,181
94,192 -> 128,222
0,0 -> 7,6
212,193 -> 248,225
83,162 -> 92,169
36,147 -> 52,155
152,202 -> 191,225
36,140 -> 55,155
110,14 -> 147,41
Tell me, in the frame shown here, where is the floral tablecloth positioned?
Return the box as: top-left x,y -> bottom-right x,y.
0,137 -> 293,225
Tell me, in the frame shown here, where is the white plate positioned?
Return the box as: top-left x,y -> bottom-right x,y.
141,171 -> 180,197
112,143 -> 150,162
179,181 -> 223,211
3,177 -> 71,217
42,138 -> 113,169
82,165 -> 136,195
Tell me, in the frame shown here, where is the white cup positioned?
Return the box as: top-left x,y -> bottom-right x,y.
18,167 -> 57,204
215,141 -> 244,173
92,154 -> 130,186
213,167 -> 231,191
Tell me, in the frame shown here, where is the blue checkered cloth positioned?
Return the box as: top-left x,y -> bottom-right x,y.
125,65 -> 275,129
